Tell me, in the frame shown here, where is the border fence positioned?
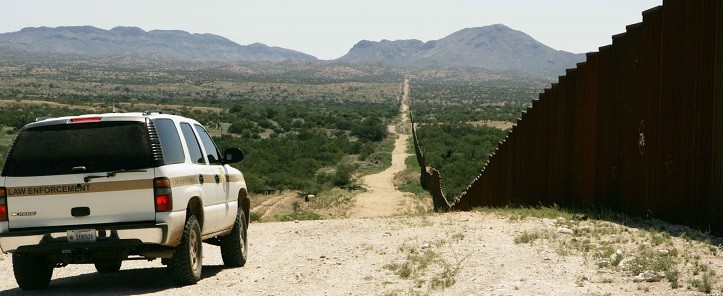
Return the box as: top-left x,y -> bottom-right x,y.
412,0 -> 723,235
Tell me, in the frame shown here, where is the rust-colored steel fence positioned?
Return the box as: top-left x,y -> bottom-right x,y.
411,0 -> 723,235
410,112 -> 450,211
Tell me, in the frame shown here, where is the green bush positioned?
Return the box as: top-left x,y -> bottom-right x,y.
227,119 -> 256,135
212,99 -> 397,194
417,124 -> 506,198
331,163 -> 357,187
351,116 -> 387,142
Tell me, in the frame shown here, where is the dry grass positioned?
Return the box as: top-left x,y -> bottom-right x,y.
383,232 -> 468,294
477,205 -> 723,294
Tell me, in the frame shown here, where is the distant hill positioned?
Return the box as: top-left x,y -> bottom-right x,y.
0,24 -> 584,78
0,26 -> 316,62
337,24 -> 585,77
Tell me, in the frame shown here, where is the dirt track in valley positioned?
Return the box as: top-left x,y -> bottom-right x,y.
250,191 -> 298,221
347,79 -> 414,218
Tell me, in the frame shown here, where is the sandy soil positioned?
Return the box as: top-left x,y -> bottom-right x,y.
346,124 -> 412,218
1,212 -> 720,295
470,119 -> 515,130
250,191 -> 300,222
347,79 -> 415,218
0,99 -> 223,114
0,99 -> 97,110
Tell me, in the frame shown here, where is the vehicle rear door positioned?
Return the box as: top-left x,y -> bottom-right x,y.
2,119 -> 157,230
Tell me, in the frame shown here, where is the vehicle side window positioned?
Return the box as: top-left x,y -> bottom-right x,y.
154,119 -> 185,164
194,124 -> 222,165
180,123 -> 206,164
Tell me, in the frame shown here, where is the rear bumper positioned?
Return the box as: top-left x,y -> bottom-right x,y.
0,222 -> 168,253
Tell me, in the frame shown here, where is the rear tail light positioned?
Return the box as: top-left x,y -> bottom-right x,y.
0,187 -> 7,222
153,178 -> 172,212
69,116 -> 102,123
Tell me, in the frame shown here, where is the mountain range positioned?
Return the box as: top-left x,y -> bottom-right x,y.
0,26 -> 316,62
337,24 -> 585,77
0,25 -> 586,77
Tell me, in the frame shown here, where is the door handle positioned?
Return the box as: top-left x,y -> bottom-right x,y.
198,174 -> 204,185
214,174 -> 221,184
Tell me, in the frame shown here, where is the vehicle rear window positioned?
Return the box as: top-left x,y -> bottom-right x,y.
2,121 -> 154,176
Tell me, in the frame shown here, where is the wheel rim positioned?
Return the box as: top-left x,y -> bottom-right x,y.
190,228 -> 200,270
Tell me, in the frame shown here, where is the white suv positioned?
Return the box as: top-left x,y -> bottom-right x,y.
0,111 -> 249,289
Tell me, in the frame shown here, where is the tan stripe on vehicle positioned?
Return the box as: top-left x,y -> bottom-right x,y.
168,175 -> 220,186
203,174 -> 217,183
227,174 -> 245,183
7,179 -> 152,197
169,175 -> 200,186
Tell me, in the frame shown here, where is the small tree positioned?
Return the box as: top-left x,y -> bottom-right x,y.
331,163 -> 356,187
227,119 -> 255,135
351,117 -> 386,142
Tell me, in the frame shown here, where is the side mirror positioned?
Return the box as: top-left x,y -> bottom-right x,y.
223,148 -> 244,164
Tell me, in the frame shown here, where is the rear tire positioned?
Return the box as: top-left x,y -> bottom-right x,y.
167,215 -> 202,285
220,209 -> 248,267
94,260 -> 122,273
12,253 -> 53,290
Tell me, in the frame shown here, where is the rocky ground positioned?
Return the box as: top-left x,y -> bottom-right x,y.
0,210 -> 721,295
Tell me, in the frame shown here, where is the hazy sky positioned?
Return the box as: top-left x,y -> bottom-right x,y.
0,0 -> 663,60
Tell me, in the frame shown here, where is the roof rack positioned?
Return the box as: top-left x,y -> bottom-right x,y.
142,110 -> 181,116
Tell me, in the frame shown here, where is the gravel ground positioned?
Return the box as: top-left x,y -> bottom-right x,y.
1,211 -> 721,295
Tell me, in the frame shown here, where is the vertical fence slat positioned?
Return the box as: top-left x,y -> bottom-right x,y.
658,0 -> 686,224
610,33 -> 625,212
563,71 -> 577,206
595,45 -> 612,209
577,57 -> 598,207
620,23 -> 642,215
712,0 -> 723,233
641,7 -> 664,220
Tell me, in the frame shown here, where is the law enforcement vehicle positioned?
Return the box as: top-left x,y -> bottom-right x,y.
0,111 -> 250,289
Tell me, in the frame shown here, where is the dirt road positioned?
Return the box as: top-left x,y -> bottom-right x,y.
2,212 -> 719,295
347,79 -> 413,218
250,191 -> 298,221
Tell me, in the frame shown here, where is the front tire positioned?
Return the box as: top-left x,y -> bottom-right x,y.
12,253 -> 53,290
220,209 -> 248,267
167,215 -> 202,285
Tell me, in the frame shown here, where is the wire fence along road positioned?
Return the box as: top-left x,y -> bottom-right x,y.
412,0 -> 723,235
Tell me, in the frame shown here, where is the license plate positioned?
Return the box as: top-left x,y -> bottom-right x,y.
67,229 -> 96,243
